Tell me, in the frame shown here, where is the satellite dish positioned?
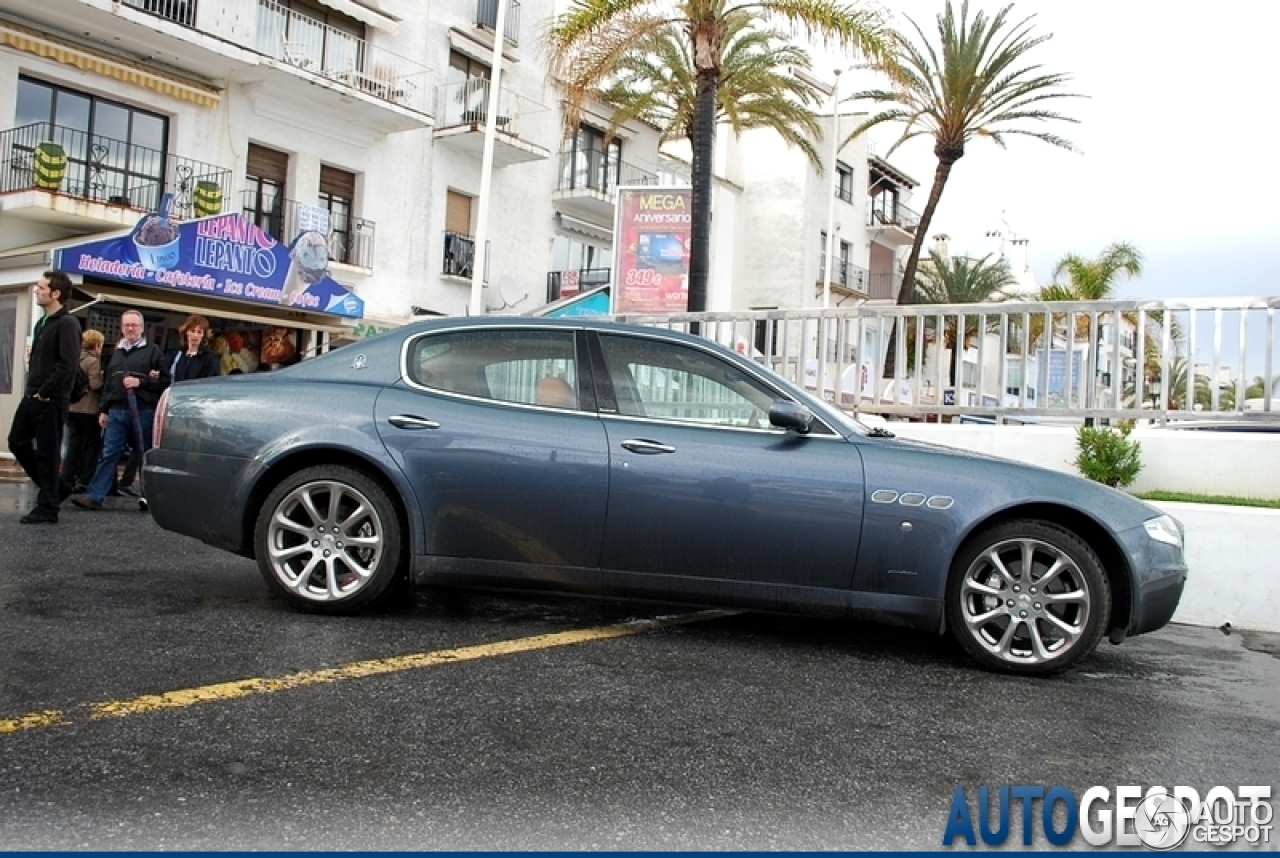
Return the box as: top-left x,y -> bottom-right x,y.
485,275 -> 528,311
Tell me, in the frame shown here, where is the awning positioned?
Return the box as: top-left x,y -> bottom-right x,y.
0,20 -> 221,109
556,213 -> 613,243
315,0 -> 400,33
74,288 -> 353,336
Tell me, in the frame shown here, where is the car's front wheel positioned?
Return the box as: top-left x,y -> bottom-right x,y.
254,465 -> 405,614
946,520 -> 1111,676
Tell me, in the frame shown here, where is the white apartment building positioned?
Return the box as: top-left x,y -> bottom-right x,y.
0,0 -> 920,449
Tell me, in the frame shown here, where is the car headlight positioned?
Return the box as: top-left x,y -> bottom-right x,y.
1144,514 -> 1183,548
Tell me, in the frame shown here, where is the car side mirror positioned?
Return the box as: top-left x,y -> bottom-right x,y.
769,400 -> 813,434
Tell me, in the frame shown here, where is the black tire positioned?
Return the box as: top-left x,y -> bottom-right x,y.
253,465 -> 406,614
945,520 -> 1111,676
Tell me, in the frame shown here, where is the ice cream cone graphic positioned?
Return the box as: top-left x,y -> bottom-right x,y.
281,231 -> 330,306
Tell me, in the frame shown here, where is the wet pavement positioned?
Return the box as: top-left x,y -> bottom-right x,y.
1,480 -> 1277,850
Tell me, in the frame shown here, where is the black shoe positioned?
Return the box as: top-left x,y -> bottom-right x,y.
20,510 -> 58,524
58,480 -> 74,504
119,486 -> 140,498
107,488 -> 124,497
72,496 -> 103,511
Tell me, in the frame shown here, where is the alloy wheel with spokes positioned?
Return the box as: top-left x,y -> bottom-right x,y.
946,520 -> 1111,675
254,465 -> 404,613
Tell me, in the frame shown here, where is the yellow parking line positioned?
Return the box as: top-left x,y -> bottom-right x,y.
0,609 -> 736,736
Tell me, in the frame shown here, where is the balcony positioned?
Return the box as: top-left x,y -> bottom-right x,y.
547,267 -> 610,302
240,191 -> 376,269
443,231 -> 476,279
120,0 -> 196,27
0,122 -> 231,229
867,194 -> 919,246
817,256 -> 870,300
433,79 -> 551,166
475,0 -> 520,47
256,0 -> 430,116
867,272 -> 901,301
552,149 -> 658,221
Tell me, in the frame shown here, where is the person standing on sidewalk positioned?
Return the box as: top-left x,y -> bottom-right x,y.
61,328 -> 105,493
73,309 -> 170,512
7,271 -> 82,524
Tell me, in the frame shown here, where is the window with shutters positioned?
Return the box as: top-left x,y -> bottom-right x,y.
244,144 -> 288,240
443,190 -> 475,277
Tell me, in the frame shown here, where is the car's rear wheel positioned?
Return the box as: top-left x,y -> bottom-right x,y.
254,465 -> 405,614
946,520 -> 1111,676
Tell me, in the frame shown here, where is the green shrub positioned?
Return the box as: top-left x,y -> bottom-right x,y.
1075,422 -> 1142,488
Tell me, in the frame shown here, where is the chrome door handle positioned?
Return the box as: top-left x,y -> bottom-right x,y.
620,439 -> 676,454
387,415 -> 440,430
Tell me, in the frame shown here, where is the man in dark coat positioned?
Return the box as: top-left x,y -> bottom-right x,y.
73,309 -> 171,511
7,270 -> 82,524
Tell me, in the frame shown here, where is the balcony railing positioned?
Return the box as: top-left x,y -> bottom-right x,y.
818,256 -> 870,292
2,122 -> 231,220
256,0 -> 430,113
120,0 -> 197,27
547,267 -> 611,302
434,78 -> 542,136
239,191 -> 376,268
443,231 -> 476,278
557,149 -> 657,195
609,297 -> 1280,423
868,272 -> 900,301
475,0 -> 520,46
868,194 -> 920,231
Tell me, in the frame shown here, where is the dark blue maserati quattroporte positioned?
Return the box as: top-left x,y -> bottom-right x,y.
144,318 -> 1187,675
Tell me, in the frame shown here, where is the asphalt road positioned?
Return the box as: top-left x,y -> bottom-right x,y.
1,481 -> 1277,850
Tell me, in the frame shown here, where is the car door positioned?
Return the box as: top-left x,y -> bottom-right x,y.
375,326 -> 609,570
592,331 -> 865,589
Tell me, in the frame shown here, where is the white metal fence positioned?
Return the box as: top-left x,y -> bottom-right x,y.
611,297 -> 1280,423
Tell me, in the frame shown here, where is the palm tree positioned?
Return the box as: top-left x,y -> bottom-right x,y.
847,1 -> 1080,306
1043,241 -> 1143,302
598,13 -> 827,169
913,249 -> 1015,385
548,0 -> 892,312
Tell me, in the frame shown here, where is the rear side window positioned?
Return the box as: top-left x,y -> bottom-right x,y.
407,329 -> 579,409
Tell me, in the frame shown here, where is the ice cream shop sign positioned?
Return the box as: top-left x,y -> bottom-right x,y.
54,207 -> 364,320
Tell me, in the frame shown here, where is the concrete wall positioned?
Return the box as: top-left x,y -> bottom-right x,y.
1150,502 -> 1280,634
884,422 -> 1280,499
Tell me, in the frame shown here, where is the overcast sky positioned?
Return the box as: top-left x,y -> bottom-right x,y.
832,0 -> 1279,300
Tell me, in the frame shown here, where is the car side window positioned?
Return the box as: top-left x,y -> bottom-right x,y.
597,334 -> 777,429
408,329 -> 579,409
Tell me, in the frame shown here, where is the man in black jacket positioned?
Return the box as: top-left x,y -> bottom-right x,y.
73,309 -> 171,511
7,271 -> 82,524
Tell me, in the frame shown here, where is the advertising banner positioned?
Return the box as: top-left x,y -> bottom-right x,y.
54,206 -> 364,320
611,186 -> 692,314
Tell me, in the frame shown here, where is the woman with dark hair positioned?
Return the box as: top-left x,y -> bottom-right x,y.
170,314 -> 221,381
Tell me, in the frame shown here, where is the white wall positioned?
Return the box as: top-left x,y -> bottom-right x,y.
1153,502 -> 1280,634
884,422 -> 1280,499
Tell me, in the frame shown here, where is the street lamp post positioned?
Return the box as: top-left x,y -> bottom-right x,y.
820,69 -> 842,311
469,0 -> 510,316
